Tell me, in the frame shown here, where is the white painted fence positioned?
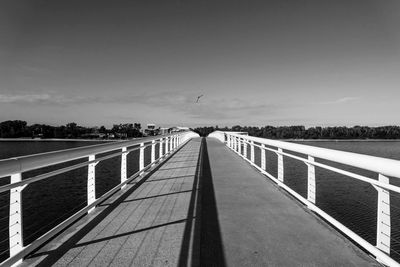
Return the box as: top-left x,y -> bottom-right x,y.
0,131 -> 199,266
210,131 -> 400,267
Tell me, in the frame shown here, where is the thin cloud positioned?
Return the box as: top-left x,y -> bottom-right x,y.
108,91 -> 276,120
0,93 -> 92,105
176,97 -> 277,121
0,94 -> 52,103
0,91 -> 182,105
319,96 -> 360,105
0,91 -> 277,122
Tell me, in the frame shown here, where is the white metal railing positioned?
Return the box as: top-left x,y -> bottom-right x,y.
0,131 -> 199,266
209,131 -> 400,267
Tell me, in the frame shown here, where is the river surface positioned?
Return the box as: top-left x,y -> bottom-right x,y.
0,140 -> 151,261
244,140 -> 400,261
0,140 -> 400,261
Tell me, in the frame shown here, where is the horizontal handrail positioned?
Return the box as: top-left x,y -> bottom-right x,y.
236,151 -> 400,267
228,138 -> 400,193
1,136 -> 187,267
0,139 -> 167,192
227,132 -> 400,178
211,130 -> 400,266
278,148 -> 400,194
0,130 -> 199,266
0,133 -> 179,178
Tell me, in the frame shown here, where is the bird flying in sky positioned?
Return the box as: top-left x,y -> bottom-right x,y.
196,95 -> 203,103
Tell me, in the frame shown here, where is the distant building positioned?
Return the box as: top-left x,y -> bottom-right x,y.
170,126 -> 190,133
160,128 -> 170,135
144,124 -> 159,136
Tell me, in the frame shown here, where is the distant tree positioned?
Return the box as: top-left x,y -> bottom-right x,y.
112,123 -> 142,138
0,120 -> 28,138
2,120 -> 400,140
66,122 -> 78,138
54,126 -> 67,138
41,124 -> 55,138
99,126 -> 107,133
305,127 -> 320,139
232,125 -> 242,132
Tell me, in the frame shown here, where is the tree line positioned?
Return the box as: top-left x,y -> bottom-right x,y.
3,120 -> 400,140
0,120 -> 143,139
193,125 -> 400,139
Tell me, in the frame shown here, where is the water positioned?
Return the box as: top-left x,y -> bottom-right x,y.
1,140 -> 400,262
0,140 -> 108,160
246,140 -> 400,261
0,140 -> 150,261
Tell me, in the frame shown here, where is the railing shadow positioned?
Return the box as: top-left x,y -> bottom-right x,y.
198,138 -> 226,266
178,137 -> 226,266
24,138 -> 226,266
27,176 -> 150,266
24,143 -> 190,266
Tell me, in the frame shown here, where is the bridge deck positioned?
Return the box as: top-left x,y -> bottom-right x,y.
22,137 -> 379,266
23,138 -> 202,267
203,137 -> 379,266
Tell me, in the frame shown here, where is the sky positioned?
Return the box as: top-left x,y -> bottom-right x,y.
1,0 -> 400,128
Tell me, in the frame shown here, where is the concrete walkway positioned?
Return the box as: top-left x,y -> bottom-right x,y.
21,137 -> 381,266
203,137 -> 379,266
23,138 -> 202,267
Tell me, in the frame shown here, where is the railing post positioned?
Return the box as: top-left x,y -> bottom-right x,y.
376,174 -> 391,255
88,155 -> 97,213
233,137 -> 237,152
121,147 -> 128,189
139,143 -> 144,174
307,156 -> 316,205
250,141 -> 255,163
227,135 -> 231,148
159,138 -> 163,158
243,140 -> 247,158
277,148 -> 284,182
261,144 -> 266,170
10,173 -> 23,263
170,136 -> 173,151
165,137 -> 169,154
238,137 -> 242,155
151,140 -> 156,166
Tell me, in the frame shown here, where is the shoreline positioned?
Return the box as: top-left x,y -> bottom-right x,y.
1,138 -> 400,142
0,138 -> 118,142
287,139 -> 400,142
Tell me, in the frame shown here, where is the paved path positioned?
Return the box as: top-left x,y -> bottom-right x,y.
22,137 -> 380,266
203,137 -> 379,266
23,138 -> 202,267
